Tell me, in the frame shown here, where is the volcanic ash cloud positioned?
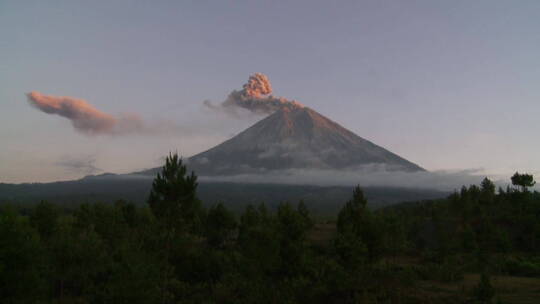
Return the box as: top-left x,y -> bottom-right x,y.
26,91 -> 144,135
204,73 -> 304,115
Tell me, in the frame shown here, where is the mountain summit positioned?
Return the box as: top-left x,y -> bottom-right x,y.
186,106 -> 424,175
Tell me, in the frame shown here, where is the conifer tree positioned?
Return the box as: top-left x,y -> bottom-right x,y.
474,272 -> 495,303
511,172 -> 536,192
297,200 -> 313,230
205,203 -> 236,248
30,200 -> 59,239
480,177 -> 496,205
147,152 -> 201,304
148,152 -> 201,234
336,185 -> 382,263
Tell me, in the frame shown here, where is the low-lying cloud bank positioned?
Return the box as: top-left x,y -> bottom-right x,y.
197,168 -> 500,192
86,163 -> 525,192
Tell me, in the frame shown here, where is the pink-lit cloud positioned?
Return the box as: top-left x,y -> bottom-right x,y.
26,91 -> 144,135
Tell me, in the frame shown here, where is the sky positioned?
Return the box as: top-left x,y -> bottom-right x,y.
1,0 -> 539,183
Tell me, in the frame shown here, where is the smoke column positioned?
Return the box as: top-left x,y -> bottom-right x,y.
205,73 -> 304,115
26,91 -> 144,135
28,73 -> 300,134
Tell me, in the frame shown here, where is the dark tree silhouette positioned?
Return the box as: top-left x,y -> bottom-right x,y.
337,185 -> 367,235
480,177 -> 496,205
30,200 -> 59,239
148,152 -> 201,233
147,152 -> 201,304
337,185 -> 382,263
205,202 -> 237,248
511,172 -> 536,192
474,272 -> 495,303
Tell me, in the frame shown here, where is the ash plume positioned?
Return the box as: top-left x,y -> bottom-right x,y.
204,73 -> 304,115
26,91 -> 144,135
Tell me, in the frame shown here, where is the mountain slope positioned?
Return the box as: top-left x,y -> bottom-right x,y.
185,107 -> 424,175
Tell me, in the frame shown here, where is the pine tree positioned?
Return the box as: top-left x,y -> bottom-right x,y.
277,202 -> 308,276
205,203 -> 236,248
336,185 -> 382,263
148,152 -> 201,234
147,152 -> 201,304
297,200 -> 313,230
480,177 -> 496,205
474,272 -> 495,303
337,185 -> 367,235
511,172 -> 536,192
0,207 -> 46,302
30,200 -> 59,239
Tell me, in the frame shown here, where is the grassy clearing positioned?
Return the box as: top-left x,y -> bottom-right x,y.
413,273 -> 540,303
308,223 -> 540,303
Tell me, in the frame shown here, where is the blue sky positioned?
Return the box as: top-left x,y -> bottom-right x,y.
1,0 -> 539,183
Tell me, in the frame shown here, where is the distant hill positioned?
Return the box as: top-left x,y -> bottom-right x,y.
0,178 -> 445,215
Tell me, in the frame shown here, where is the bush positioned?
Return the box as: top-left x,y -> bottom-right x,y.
474,272 -> 495,303
414,259 -> 464,282
499,256 -> 540,277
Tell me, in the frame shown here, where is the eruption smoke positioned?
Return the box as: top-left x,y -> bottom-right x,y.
205,73 -> 304,115
26,91 -> 144,135
242,72 -> 272,97
27,73 -> 300,135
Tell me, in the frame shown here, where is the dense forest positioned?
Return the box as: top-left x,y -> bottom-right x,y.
1,154 -> 539,303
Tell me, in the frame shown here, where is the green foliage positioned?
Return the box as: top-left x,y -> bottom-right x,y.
497,256 -> 540,277
461,224 -> 478,253
205,202 -> 237,248
105,247 -> 162,303
414,259 -> 464,282
297,199 -> 313,230
0,206 -> 46,302
382,210 -> 408,258
337,185 -> 383,263
29,200 -> 59,239
480,177 -> 496,205
334,229 -> 368,269
50,217 -> 109,301
238,204 -> 281,276
474,272 -> 495,303
511,172 -> 536,192
277,202 -> 309,276
1,168 -> 540,303
148,152 -> 201,233
337,186 -> 367,235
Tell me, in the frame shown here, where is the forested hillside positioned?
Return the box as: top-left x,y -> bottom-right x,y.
1,154 -> 539,303
0,178 -> 446,214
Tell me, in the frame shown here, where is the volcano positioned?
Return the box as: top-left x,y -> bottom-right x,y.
0,103 -> 432,206
183,106 -> 424,175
